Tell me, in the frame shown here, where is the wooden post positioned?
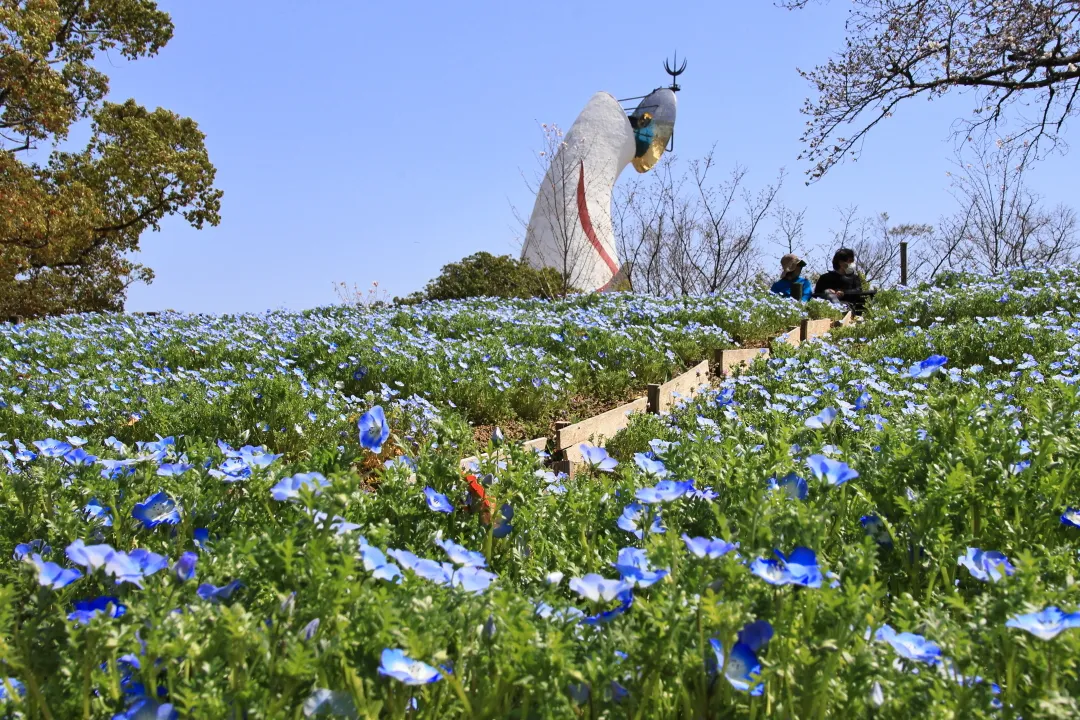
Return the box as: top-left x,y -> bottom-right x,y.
6,316 -> 23,325
553,421 -> 571,461
900,241 -> 908,286
800,318 -> 810,342
646,384 -> 661,415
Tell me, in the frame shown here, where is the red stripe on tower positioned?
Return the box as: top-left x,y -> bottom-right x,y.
576,160 -> 620,285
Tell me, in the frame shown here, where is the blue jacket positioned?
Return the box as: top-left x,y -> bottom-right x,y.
771,277 -> 811,301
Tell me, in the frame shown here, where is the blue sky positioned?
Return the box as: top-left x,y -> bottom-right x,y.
91,0 -> 1076,313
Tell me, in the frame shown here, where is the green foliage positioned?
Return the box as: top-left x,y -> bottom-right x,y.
0,1 -> 221,318
395,252 -> 568,304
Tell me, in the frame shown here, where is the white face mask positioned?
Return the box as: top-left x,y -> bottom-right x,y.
844,263 -> 857,275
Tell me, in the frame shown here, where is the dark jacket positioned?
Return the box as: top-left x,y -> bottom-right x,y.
814,270 -> 862,297
770,277 -> 811,301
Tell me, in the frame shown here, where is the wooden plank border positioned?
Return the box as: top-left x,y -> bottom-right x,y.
555,397 -> 649,451
712,347 -> 771,376
646,359 -> 711,414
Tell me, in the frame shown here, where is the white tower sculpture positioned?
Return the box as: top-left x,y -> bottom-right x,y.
521,64 -> 681,292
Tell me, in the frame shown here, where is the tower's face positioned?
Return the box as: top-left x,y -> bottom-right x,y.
628,88 -> 677,173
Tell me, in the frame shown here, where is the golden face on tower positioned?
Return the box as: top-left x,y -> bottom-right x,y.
628,88 -> 677,173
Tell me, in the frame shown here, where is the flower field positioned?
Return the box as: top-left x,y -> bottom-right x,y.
2,270 -> 1080,718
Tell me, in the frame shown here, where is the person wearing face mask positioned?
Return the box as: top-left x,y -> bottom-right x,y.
814,248 -> 863,303
770,253 -> 811,301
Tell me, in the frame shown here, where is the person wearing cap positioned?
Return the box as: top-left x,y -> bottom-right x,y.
770,254 -> 811,301
814,248 -> 863,302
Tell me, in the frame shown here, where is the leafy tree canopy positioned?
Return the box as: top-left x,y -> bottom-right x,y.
395,252 -> 568,304
1,0 -> 221,317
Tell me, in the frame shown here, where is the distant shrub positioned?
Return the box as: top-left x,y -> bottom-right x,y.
395,252 -> 569,304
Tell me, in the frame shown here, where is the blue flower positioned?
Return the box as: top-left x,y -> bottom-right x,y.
569,573 -> 634,603
612,547 -> 669,588
435,537 -> 486,567
100,458 -> 137,480
908,354 -> 948,379
33,438 -> 72,458
633,453 -> 668,478
157,462 -> 193,477
128,549 -> 168,576
1061,508 -> 1080,528
0,677 -> 25,702
30,553 -> 82,589
616,503 -> 664,539
681,534 -> 737,559
63,447 -> 97,466
451,566 -> 497,594
709,620 -> 773,695
303,689 -> 358,718
860,515 -> 893,547
750,547 -> 822,588
84,498 -> 113,526
66,539 -> 115,571
805,455 -> 859,486
197,580 -> 243,603
358,538 -> 402,582
358,405 -> 390,453
767,472 -> 808,500
635,479 -> 693,504
377,648 -> 443,685
173,552 -> 197,582
132,491 -> 181,529
1006,606 -> 1080,640
855,392 -> 872,410
874,624 -> 942,664
68,596 -> 126,625
13,539 -> 49,561
270,472 -> 330,502
958,548 -> 1015,582
493,503 -> 514,538
423,487 -> 454,513
580,445 -> 618,472
112,697 -> 177,720
804,407 -> 837,429
104,552 -> 147,588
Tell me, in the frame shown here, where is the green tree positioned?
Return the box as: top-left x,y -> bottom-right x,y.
0,0 -> 221,317
394,252 -> 568,304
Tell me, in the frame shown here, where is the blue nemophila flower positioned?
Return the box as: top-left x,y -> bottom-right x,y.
568,682 -> 590,704
63,446 -> 97,466
303,688 -> 358,718
30,553 -> 82,589
612,547 -> 669,588
804,407 -> 837,429
635,479 -> 693,504
13,539 -> 49,561
358,405 -> 390,453
113,698 -> 177,720
633,453 -> 668,478
580,445 -> 618,472
616,503 -> 664,539
378,648 -> 443,685
452,566 -> 497,594
0,677 -> 25,702
33,438 -> 72,458
493,503 -> 514,538
99,458 -> 137,480
104,552 -> 147,588
173,552 -> 197,582
66,539 -> 115,571
84,498 -> 113,527
270,472 -> 330,502
1061,508 -> 1080,528
128,549 -> 168,576
750,547 -> 822,588
197,580 -> 243,603
874,625 -> 942,664
157,462 -> 193,477
855,392 -> 871,410
358,538 -> 402,582
1006,606 -> 1080,639
860,516 -> 893,547
68,596 -> 126,625
423,487 -> 454,513
805,455 -> 859,486
958,548 -> 1015,582
908,354 -> 948,379
681,534 -> 738,559
569,573 -> 634,603
435,537 -> 486,567
709,620 -> 773,695
767,472 -> 808,500
132,491 -> 181,529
